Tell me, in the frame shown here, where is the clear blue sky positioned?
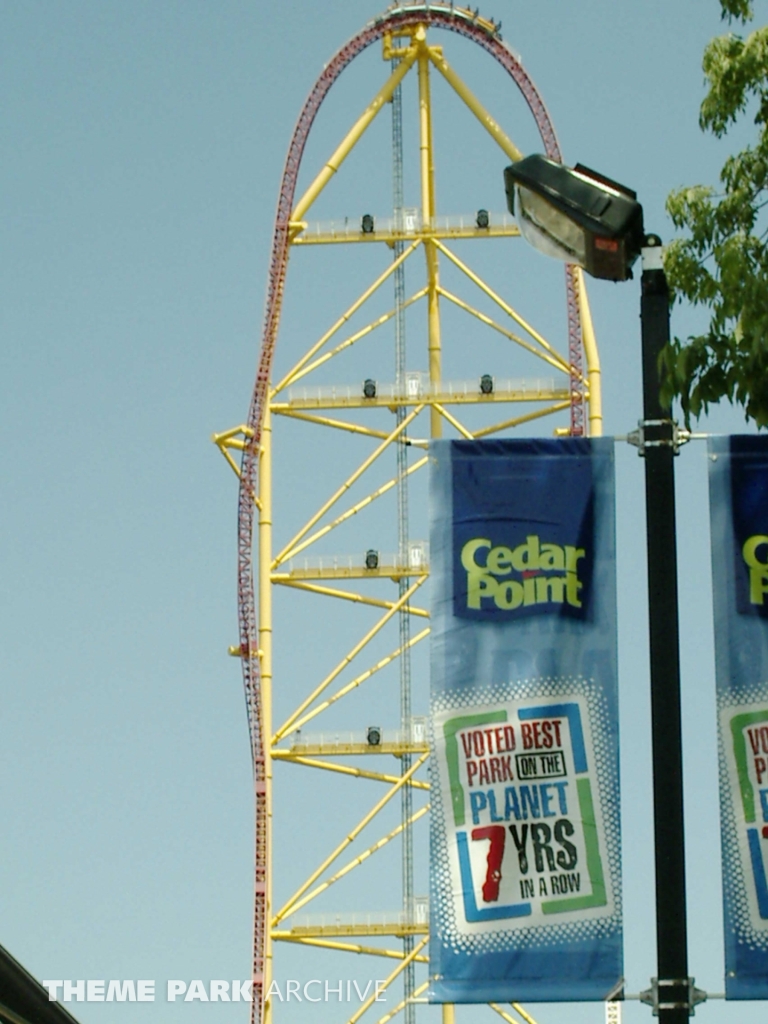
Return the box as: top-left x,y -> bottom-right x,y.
2,2 -> 767,1022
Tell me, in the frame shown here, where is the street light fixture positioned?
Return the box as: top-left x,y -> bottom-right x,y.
504,154 -> 645,281
505,155 -> 693,1023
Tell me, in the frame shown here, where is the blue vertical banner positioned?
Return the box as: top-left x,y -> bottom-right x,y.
429,438 -> 622,1004
709,435 -> 768,999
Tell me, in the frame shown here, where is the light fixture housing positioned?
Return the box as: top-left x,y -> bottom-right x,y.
361,213 -> 375,234
479,373 -> 494,394
365,549 -> 379,570
367,726 -> 381,746
476,208 -> 490,229
362,378 -> 377,399
504,154 -> 644,281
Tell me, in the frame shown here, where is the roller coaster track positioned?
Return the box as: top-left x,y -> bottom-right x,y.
236,5 -> 586,1021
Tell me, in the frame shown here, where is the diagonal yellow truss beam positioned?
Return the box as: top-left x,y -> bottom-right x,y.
273,752 -> 429,924
432,402 -> 474,439
280,804 -> 430,918
271,753 -> 430,791
275,579 -> 429,619
375,980 -> 431,1024
272,405 -> 424,568
277,455 -> 429,564
273,576 -> 427,742
510,1004 -> 542,1024
292,45 -> 419,223
272,935 -> 429,963
272,239 -> 422,396
437,286 -> 575,378
427,47 -> 522,163
283,625 -> 431,737
473,401 -> 573,439
433,239 -> 570,370
346,937 -> 430,1024
273,409 -> 430,448
287,286 -> 428,389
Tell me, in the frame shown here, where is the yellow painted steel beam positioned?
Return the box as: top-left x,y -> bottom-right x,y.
472,401 -> 573,439
272,404 -> 424,568
434,239 -> 570,369
211,424 -> 253,444
279,921 -> 428,937
258,404 -> 274,1023
432,402 -> 474,440
346,937 -> 429,1024
417,39 -> 443,439
291,223 -> 521,245
281,804 -> 430,918
292,47 -> 419,223
272,935 -> 429,963
273,753 -> 430,790
277,455 -> 429,564
427,47 -> 523,163
437,286 -> 574,378
489,1005 -> 520,1024
442,1006 -> 456,1024
283,741 -> 428,756
273,752 -> 429,924
273,578 -> 428,742
287,287 -> 428,388
272,564 -> 430,582
275,579 -> 429,618
271,389 -> 570,412
575,266 -> 602,437
511,1004 -> 542,1024
375,980 -> 431,1024
273,409 -> 430,448
282,626 -> 431,737
272,239 -> 421,397
214,442 -> 242,479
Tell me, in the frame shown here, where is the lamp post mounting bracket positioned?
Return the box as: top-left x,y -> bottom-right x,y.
626,418 -> 690,456
638,977 -> 708,1017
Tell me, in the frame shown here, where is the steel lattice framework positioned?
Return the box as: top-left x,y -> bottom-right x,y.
215,5 -> 603,1023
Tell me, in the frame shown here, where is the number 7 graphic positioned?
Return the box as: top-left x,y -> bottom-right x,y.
472,825 -> 506,902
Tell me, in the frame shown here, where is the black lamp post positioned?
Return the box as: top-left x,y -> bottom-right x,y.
504,154 -> 692,1022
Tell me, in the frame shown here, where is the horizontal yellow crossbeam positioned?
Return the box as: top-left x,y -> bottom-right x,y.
274,578 -> 427,742
290,223 -> 520,245
284,626 -> 431,737
271,935 -> 429,963
280,804 -> 430,918
271,753 -> 430,791
272,405 -> 424,569
274,752 -> 429,924
278,455 -> 429,565
275,579 -> 429,618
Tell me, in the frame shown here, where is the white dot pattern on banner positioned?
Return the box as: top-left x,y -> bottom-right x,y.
430,675 -> 622,955
716,686 -> 768,952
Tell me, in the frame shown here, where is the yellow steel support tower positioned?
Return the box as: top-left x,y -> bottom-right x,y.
215,7 -> 602,1024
